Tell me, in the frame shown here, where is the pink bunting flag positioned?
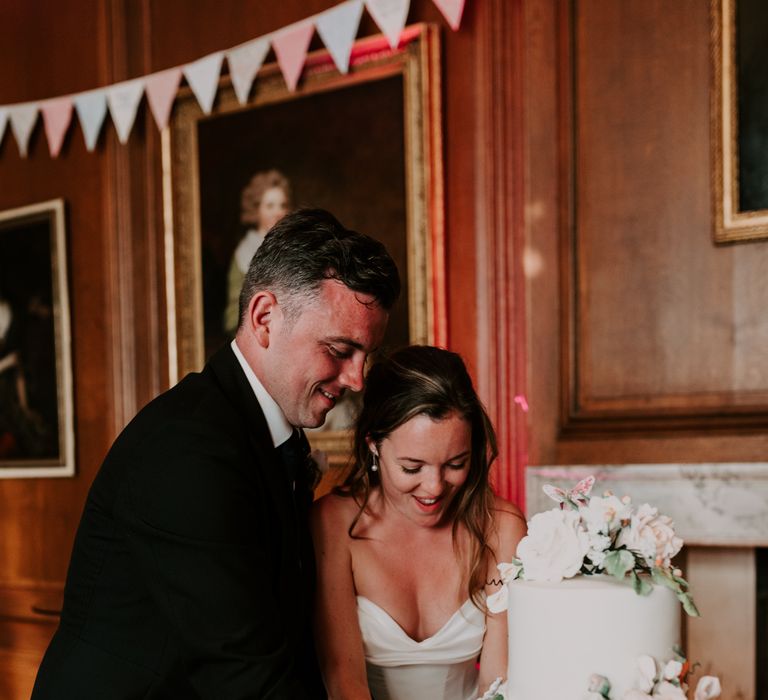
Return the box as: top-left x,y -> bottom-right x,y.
316,0 -> 364,75
365,0 -> 410,49
272,21 -> 315,92
431,0 -> 466,31
41,97 -> 74,158
145,68 -> 182,129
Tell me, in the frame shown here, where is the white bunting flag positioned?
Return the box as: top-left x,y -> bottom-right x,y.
272,21 -> 315,92
107,79 -> 145,144
183,52 -> 224,114
145,68 -> 182,129
226,38 -> 270,105
365,0 -> 410,49
316,0 -> 364,75
432,0 -> 466,30
74,90 -> 108,152
0,108 -> 8,147
40,96 -> 74,158
8,103 -> 39,158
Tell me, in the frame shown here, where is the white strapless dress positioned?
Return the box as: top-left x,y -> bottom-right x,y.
357,596 -> 485,700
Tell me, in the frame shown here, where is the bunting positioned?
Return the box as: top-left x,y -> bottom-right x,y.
73,90 -> 108,152
226,38 -> 270,105
432,0 -> 466,31
106,79 -> 145,144
146,68 -> 183,130
316,1 -> 365,75
0,0 -> 467,158
41,97 -> 73,158
365,0 -> 410,49
183,52 -> 225,115
0,108 -> 8,148
8,104 -> 39,157
272,22 -> 315,92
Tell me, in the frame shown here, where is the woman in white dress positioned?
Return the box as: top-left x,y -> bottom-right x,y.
311,346 -> 527,700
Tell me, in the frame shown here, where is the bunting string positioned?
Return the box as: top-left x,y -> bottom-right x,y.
0,0 -> 465,159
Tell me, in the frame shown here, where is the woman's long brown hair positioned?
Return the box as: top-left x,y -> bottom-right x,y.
334,345 -> 498,609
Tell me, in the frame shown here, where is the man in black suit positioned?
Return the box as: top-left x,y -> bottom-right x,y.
32,209 -> 400,699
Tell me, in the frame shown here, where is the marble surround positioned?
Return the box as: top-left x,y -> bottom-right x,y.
525,463 -> 768,547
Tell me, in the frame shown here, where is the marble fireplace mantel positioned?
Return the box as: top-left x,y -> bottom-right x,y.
525,463 -> 768,547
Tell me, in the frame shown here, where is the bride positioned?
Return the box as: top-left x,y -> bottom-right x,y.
311,346 -> 526,700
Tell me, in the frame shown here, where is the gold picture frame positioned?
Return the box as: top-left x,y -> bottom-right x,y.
712,0 -> 768,242
163,24 -> 445,464
0,198 -> 75,477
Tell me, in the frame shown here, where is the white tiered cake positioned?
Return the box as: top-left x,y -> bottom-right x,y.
505,575 -> 680,699
487,476 -> 720,700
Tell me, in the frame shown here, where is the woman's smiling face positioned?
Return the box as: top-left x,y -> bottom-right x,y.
372,411 -> 472,527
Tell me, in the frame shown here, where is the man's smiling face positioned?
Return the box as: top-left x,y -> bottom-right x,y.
261,279 -> 388,428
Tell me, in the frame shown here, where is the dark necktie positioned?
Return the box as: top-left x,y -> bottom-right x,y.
277,429 -> 311,488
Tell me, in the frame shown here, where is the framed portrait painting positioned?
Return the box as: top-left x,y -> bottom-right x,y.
712,0 -> 768,242
164,24 -> 445,463
0,199 -> 74,477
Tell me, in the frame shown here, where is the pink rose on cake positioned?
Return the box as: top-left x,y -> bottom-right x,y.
514,508 -> 590,582
617,504 -> 683,569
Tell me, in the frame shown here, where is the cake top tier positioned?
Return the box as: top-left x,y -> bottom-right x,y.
488,475 -> 699,617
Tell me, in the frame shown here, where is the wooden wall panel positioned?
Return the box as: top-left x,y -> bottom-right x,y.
0,2 -> 116,696
571,0 -> 768,425
526,0 -> 768,465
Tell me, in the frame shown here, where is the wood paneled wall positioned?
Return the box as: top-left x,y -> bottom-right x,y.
0,1 -> 524,694
525,0 -> 768,466
3,0 -> 766,696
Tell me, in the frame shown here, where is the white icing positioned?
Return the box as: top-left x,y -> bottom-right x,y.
506,575 -> 680,699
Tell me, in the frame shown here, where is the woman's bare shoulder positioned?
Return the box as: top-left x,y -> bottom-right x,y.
311,491 -> 362,530
489,495 -> 527,559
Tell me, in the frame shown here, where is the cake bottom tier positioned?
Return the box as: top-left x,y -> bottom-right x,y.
506,575 -> 680,700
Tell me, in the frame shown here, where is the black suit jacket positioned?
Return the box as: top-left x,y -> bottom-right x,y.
32,346 -> 325,699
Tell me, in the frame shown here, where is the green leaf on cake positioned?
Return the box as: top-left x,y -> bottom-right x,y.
678,591 -> 700,617
603,549 -> 635,580
651,567 -> 700,617
630,570 -> 653,596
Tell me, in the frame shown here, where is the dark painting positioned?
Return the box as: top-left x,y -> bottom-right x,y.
196,75 -> 409,363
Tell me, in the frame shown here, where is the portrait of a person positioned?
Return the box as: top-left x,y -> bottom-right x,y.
222,169 -> 291,336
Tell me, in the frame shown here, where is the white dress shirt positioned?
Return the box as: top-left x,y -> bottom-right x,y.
231,339 -> 292,448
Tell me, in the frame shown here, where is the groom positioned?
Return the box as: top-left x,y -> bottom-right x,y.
32,209 -> 400,699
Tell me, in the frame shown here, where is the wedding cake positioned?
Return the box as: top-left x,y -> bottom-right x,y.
489,477 -> 720,700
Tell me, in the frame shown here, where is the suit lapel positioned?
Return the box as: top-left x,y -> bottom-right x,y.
207,345 -> 317,651
207,346 -> 299,560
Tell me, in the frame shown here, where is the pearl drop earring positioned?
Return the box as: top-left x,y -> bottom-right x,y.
371,452 -> 379,472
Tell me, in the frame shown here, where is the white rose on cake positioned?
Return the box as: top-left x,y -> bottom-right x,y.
580,493 -> 632,535
516,508 -> 590,581
651,680 -> 688,700
693,677 -> 721,700
617,503 -> 683,569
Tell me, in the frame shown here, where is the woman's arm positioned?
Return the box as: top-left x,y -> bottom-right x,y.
311,495 -> 372,700
477,499 -> 527,691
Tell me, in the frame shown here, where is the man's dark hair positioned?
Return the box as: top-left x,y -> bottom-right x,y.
238,208 -> 401,326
